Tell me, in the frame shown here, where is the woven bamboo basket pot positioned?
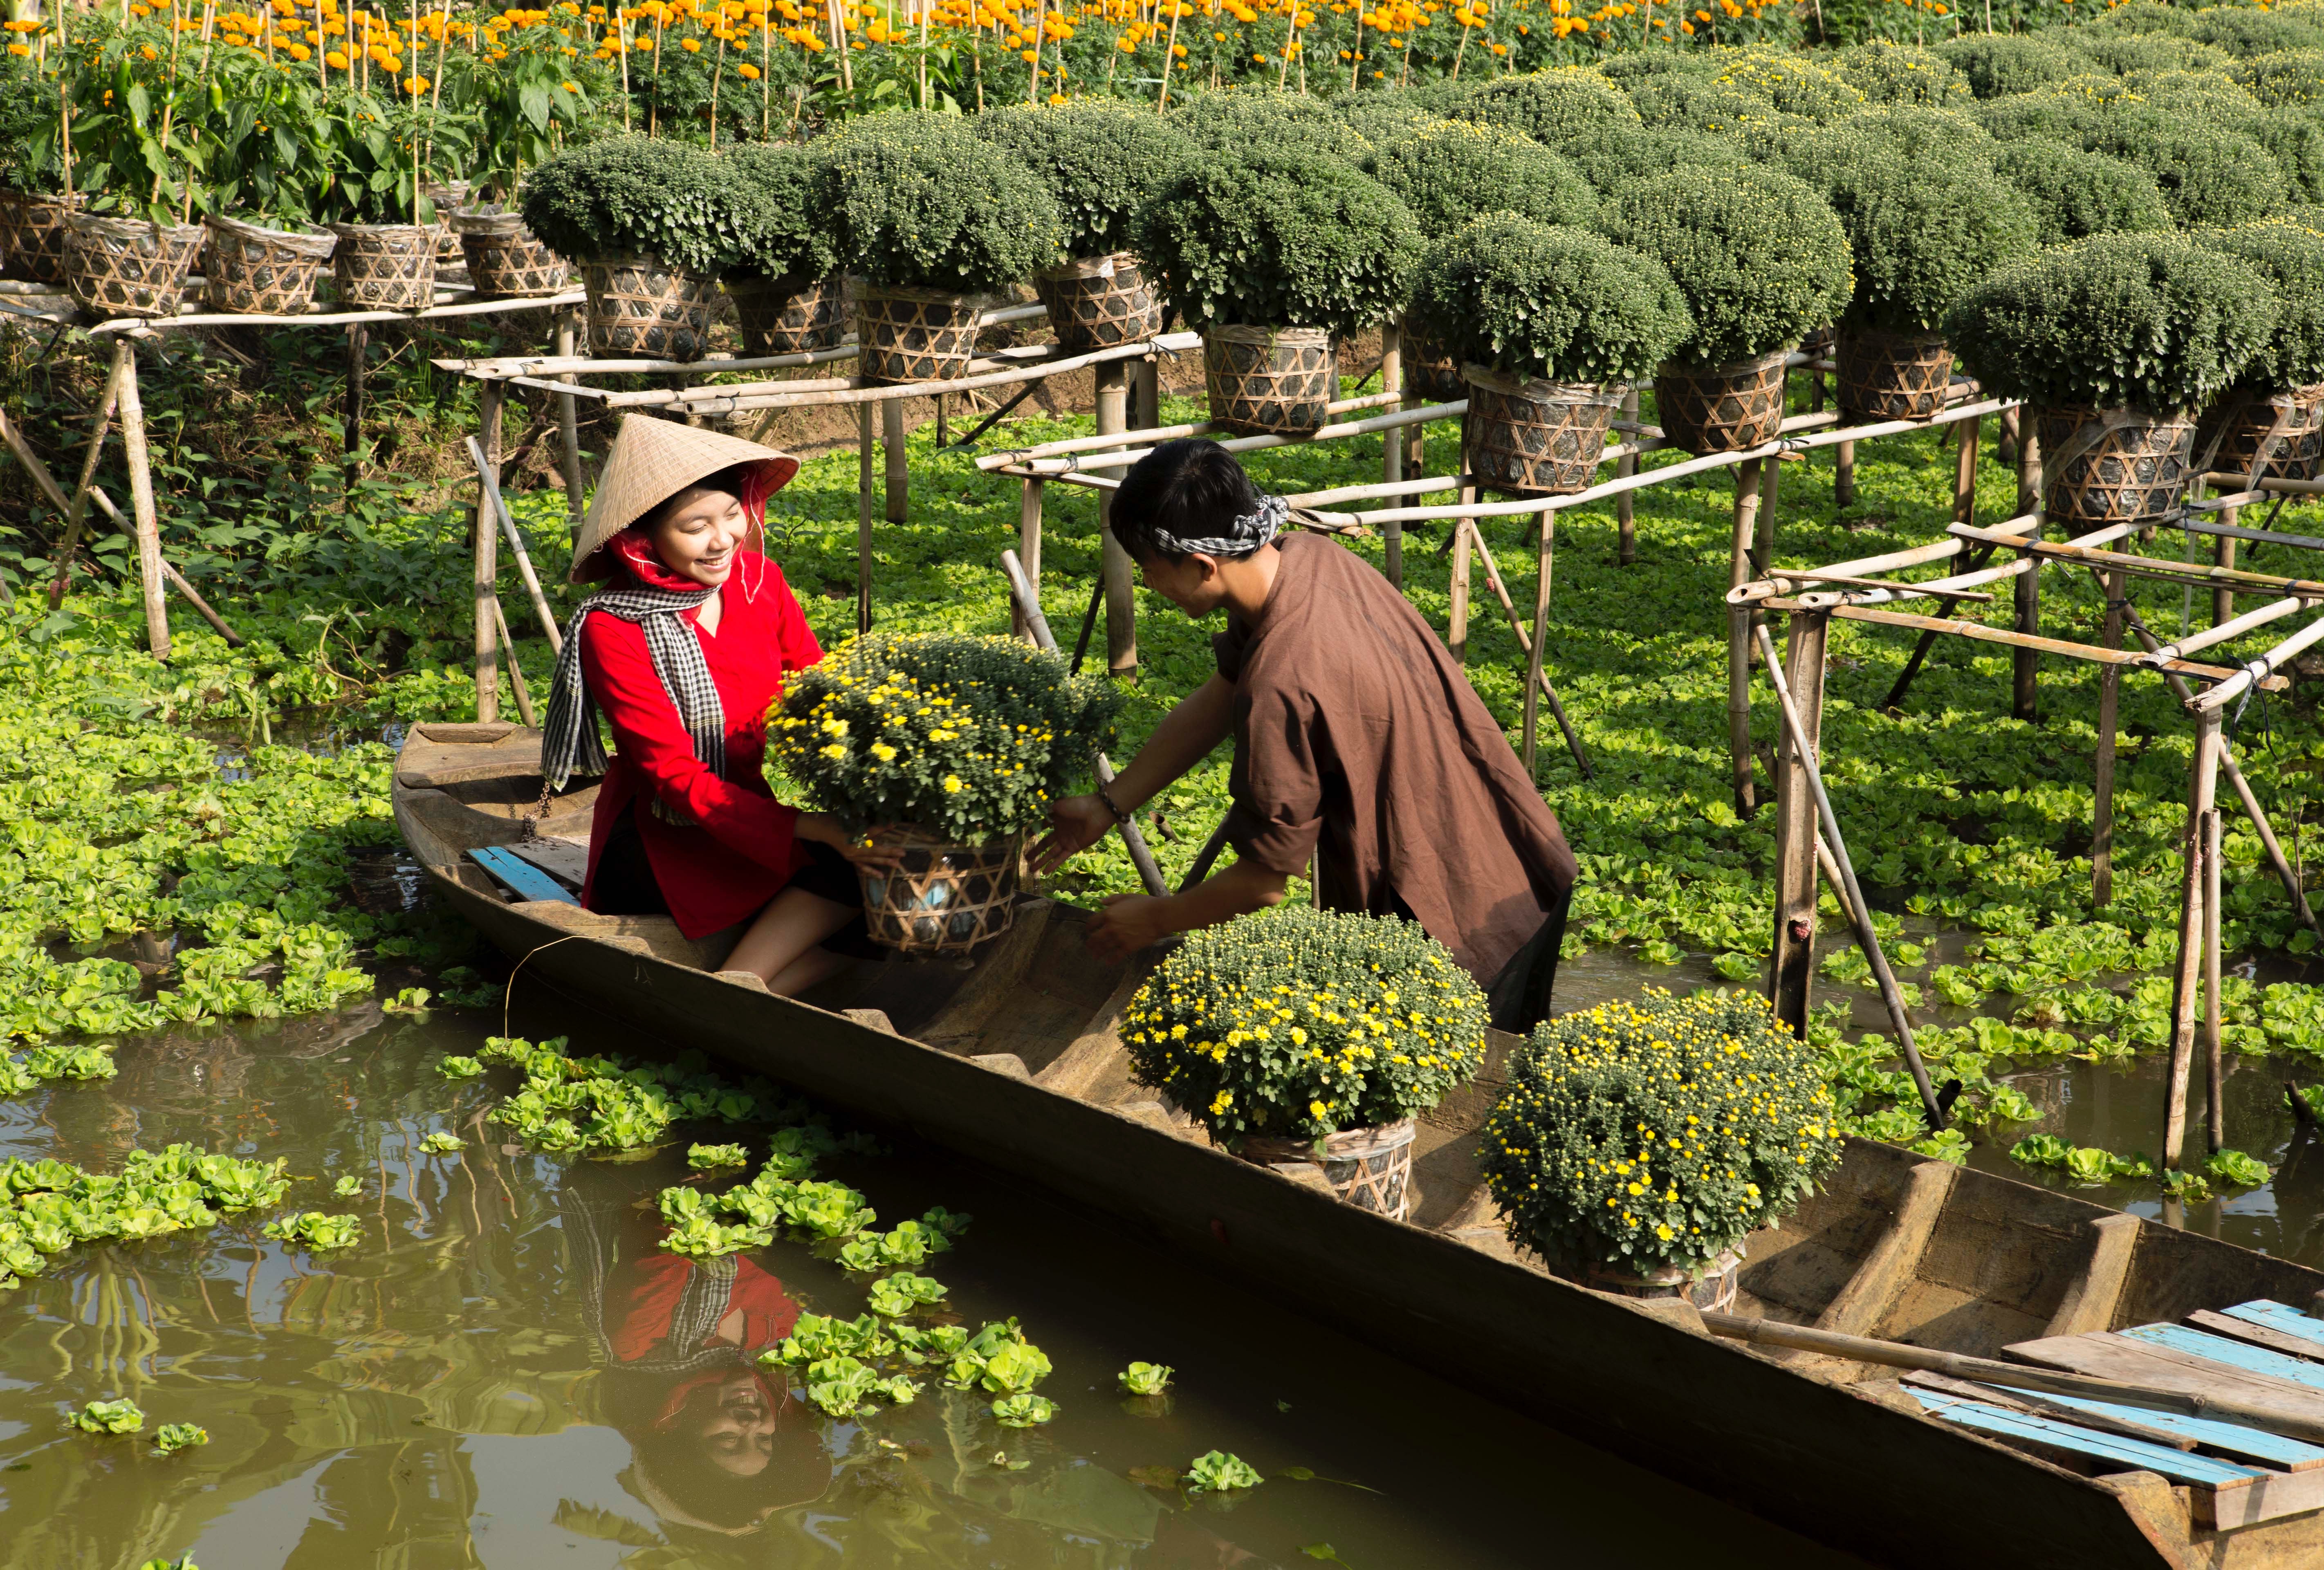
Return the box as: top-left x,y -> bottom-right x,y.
857,284 -> 983,383
422,180 -> 468,268
2194,383 -> 2324,484
1036,252 -> 1162,353
585,251 -> 720,361
202,212 -> 335,315
1206,324 -> 1335,436
1400,319 -> 1467,403
328,222 -> 436,311
1570,1243 -> 1745,1313
1834,327 -> 1956,422
1237,1119 -> 1418,1221
1462,365 -> 1622,498
2034,405 -> 2199,529
725,271 -> 848,356
856,828 -> 1023,955
0,189 -> 82,285
453,210 -> 567,299
62,213 -> 203,320
1653,348 -> 1792,455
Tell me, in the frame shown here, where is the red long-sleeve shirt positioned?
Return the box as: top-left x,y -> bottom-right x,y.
577,552 -> 826,938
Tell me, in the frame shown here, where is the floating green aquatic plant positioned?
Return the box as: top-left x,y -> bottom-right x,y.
263,1212 -> 360,1251
1118,1362 -> 1173,1396
686,1143 -> 748,1170
866,1272 -> 947,1318
73,1399 -> 144,1435
435,1055 -> 482,1079
153,1423 -> 209,1455
990,1393 -> 1056,1427
1184,1451 -> 1263,1494
416,1133 -> 463,1155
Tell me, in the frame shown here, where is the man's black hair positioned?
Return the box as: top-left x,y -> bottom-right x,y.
1108,439 -> 1266,563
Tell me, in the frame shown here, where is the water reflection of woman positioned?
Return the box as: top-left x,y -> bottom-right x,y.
565,1171 -> 833,1537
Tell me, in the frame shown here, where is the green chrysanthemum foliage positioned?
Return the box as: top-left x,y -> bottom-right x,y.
2236,47 -> 2324,110
1410,214 -> 1689,386
2075,0 -> 2195,37
518,134 -> 767,275
1822,152 -> 2038,336
1133,147 -> 1422,337
1122,906 -> 1487,1143
1556,119 -> 1750,199
1481,988 -> 1845,1277
1947,231 -> 2276,414
2192,7 -> 2324,59
1933,33 -> 2084,100
1994,142 -> 2174,247
817,112 -> 1061,293
1777,106 -> 1995,192
973,99 -> 1189,260
1337,89 -> 1453,146
1620,72 -> 1786,146
1711,48 -> 1869,125
1600,49 -> 1720,89
1166,88 -> 1370,162
1831,42 -> 1968,106
773,633 -> 1122,842
2238,108 -> 2324,205
1366,121 -> 1595,234
2192,220 -> 2324,391
2121,67 -> 2263,118
2079,110 -> 2288,230
2067,30 -> 2231,78
721,140 -> 842,283
1603,165 -> 1852,368
1970,88 -> 2100,145
1448,65 -> 1641,153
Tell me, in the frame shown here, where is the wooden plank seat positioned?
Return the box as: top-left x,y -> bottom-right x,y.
465,846 -> 580,906
1907,1388 -> 2267,1489
2118,1323 -> 2324,1394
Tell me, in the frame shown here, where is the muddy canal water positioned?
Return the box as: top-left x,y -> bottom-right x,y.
0,985 -> 1870,1570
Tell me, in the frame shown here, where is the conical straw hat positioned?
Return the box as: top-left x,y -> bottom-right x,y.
570,414 -> 801,583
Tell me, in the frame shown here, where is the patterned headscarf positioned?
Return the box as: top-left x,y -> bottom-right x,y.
1149,492 -> 1288,559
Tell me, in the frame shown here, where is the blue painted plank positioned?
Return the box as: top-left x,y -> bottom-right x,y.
1994,1388 -> 2324,1469
1911,1392 -> 2263,1487
2122,1324 -> 2324,1392
2228,1301 -> 2324,1355
467,846 -> 581,906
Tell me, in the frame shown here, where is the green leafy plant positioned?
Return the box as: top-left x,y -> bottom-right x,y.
1601,164 -> 1852,368
1947,232 -> 2276,414
773,632 -> 1121,843
991,1392 -> 1057,1426
153,1422 -> 209,1455
1134,146 -> 1422,337
1713,49 -> 1868,126
2195,8 -> 2324,59
978,1339 -> 1054,1395
817,110 -> 1061,293
0,72 -> 67,196
264,1211 -> 361,1250
1124,906 -> 1489,1143
2206,1148 -> 2272,1188
2078,109 -> 2287,229
1184,1450 -> 1262,1493
1366,120 -> 1595,235
1554,119 -> 1750,199
518,133 -> 765,273
975,98 -> 1189,260
1409,212 -> 1689,386
837,1216 -> 953,1270
1482,988 -> 1846,1276
437,1054 -> 482,1079
686,1142 -> 749,1170
866,1272 -> 947,1317
1118,1361 -> 1173,1395
1819,150 -> 2038,335
2068,31 -> 2230,79
721,140 -> 842,283
1993,143 -> 2173,247
417,1132 -> 463,1155
1934,33 -> 2083,100
1448,65 -> 1642,153
2237,48 -> 2324,110
1832,43 -> 1967,106
332,1175 -> 363,1198
1166,89 -> 1370,162
2192,220 -> 2324,392
74,1398 -> 145,1435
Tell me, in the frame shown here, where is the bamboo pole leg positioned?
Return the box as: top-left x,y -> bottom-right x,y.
2015,424 -> 2043,721
2214,521 -> 2239,629
1834,439 -> 1854,509
2093,567 -> 2124,907
553,309 -> 586,538
114,344 -> 170,660
2164,711 -> 2219,1171
882,396 -> 908,525
48,339 -> 128,607
1095,363 -> 1135,676
1465,519 -> 1591,779
856,403 -> 875,636
1521,507 -> 1555,778
1727,460 -> 1765,815
1754,450 -> 1780,576
1953,410 -> 1979,528
345,322 -> 367,462
1616,387 -> 1639,567
1132,358 -> 1158,441
1448,481 -> 1474,664
1998,405 -> 2020,470
2204,794 -> 2226,1157
1767,612 -> 1827,1039
1014,476 -> 1045,643
494,596 -> 536,729
1380,321 -> 1404,588
473,382 -> 505,723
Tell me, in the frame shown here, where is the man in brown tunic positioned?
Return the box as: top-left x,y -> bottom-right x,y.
1034,440 -> 1578,1030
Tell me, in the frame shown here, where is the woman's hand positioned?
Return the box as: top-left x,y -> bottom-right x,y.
796,812 -> 907,868
1031,794 -> 1114,875
1085,893 -> 1178,966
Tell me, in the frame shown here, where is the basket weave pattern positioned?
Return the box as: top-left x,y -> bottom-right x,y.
424,182 -> 468,267
2195,384 -> 2324,484
1400,321 -> 1466,403
1463,366 -> 1620,497
1206,324 -> 1335,436
586,253 -> 720,361
2035,405 -> 2198,528
857,830 -> 1021,955
1037,252 -> 1162,353
1653,348 -> 1792,455
727,271 -> 848,356
1577,1246 -> 1744,1312
203,213 -> 334,315
1835,329 -> 1956,422
455,212 -> 568,299
0,190 -> 80,285
62,214 -> 202,320
1239,1119 -> 1418,1221
329,223 -> 436,311
857,286 -> 982,383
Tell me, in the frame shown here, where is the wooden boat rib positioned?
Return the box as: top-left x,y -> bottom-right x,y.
397,720 -> 2324,1569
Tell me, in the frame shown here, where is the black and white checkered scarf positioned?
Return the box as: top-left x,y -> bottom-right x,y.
541,583 -> 726,800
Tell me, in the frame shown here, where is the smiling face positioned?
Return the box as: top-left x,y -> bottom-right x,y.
647,485 -> 749,588
689,1370 -> 776,1477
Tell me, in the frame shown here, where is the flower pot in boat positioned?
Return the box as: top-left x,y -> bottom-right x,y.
1577,1244 -> 1745,1313
62,213 -> 202,321
453,209 -> 569,300
585,250 -> 720,361
1653,347 -> 1792,455
1835,327 -> 1956,423
202,211 -> 335,315
1237,1118 -> 1419,1222
1205,323 -> 1334,437
857,283 -> 983,383
2034,404 -> 2198,530
856,827 -> 1022,956
2195,383 -> 2324,485
1463,364 -> 1622,498
328,222 -> 437,312
725,270 -> 848,357
1036,251 -> 1162,353
0,188 -> 82,285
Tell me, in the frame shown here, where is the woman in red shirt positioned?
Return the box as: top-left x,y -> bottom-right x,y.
541,417 -> 893,994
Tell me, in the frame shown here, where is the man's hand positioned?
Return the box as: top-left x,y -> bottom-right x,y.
1031,794 -> 1113,875
1085,892 -> 1178,966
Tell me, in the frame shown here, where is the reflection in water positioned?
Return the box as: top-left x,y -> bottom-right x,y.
0,1000 -> 1867,1570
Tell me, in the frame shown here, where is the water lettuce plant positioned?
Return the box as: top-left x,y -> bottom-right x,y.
74,1398 -> 145,1435
686,1142 -> 749,1171
0,1146 -> 291,1289
1184,1451 -> 1263,1494
436,1055 -> 483,1079
153,1423 -> 208,1455
416,1133 -> 463,1155
991,1393 -> 1057,1427
1119,1362 -> 1173,1395
263,1212 -> 361,1251
866,1273 -> 947,1317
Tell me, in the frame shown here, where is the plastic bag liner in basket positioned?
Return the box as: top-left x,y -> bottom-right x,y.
1237,1118 -> 1418,1221
1400,318 -> 1467,404
2034,405 -> 2198,530
63,213 -> 203,320
1834,327 -> 1956,423
2194,383 -> 2324,486
586,251 -> 720,361
203,212 -> 335,316
857,828 -> 1023,956
1463,365 -> 1621,498
454,209 -> 569,300
328,222 -> 437,312
1653,347 -> 1792,456
1036,252 -> 1162,354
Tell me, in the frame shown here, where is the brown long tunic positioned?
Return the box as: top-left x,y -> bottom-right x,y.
1213,533 -> 1578,998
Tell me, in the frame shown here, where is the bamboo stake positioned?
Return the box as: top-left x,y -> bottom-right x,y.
856,402 -> 875,635
1464,518 -> 1591,780
47,342 -> 131,608
2164,716 -> 2215,1171
114,348 -> 171,659
494,596 -> 536,727
473,381 -> 505,723
2205,788 -> 2226,1158
2093,567 -> 2123,907
465,435 -> 563,653
1727,460 -> 1764,815
1616,386 -> 1638,567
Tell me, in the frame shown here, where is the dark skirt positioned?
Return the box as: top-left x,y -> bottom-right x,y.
590,810 -> 879,958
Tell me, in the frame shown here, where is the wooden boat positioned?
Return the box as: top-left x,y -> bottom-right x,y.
398,719 -> 2324,1570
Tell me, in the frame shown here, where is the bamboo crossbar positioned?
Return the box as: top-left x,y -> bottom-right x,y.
2195,610 -> 2324,711
433,341 -> 861,379
1760,519 -> 2140,612
2177,513 -> 2324,555
976,390 -> 1409,471
1774,569 -> 1993,601
1731,513 -> 2045,606
1763,601 -> 2290,688
94,287 -> 585,337
2206,471 -> 2324,497
1949,520 -> 2324,599
2142,595 -> 2308,666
